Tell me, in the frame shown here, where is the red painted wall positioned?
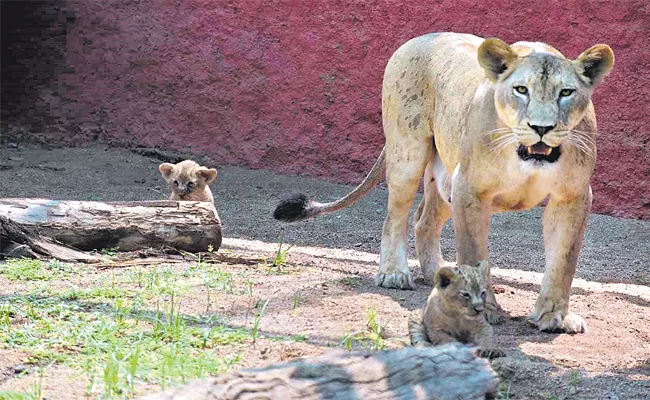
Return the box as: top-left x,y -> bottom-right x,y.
10,0 -> 650,218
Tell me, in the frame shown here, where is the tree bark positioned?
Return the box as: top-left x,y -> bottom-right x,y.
0,198 -> 221,253
139,343 -> 499,400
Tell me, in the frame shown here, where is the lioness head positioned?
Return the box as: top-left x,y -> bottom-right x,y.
434,261 -> 489,318
478,38 -> 614,164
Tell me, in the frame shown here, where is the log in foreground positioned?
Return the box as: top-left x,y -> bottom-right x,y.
0,199 -> 221,253
139,343 -> 499,400
0,216 -> 102,262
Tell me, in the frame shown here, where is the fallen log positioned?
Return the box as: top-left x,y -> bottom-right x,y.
139,343 -> 499,400
0,216 -> 102,262
0,199 -> 222,253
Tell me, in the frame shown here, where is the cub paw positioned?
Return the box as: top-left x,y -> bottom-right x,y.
480,348 -> 506,359
484,305 -> 506,325
528,310 -> 587,334
375,270 -> 415,290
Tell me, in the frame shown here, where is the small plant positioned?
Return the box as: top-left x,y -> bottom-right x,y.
99,246 -> 120,257
341,329 -> 357,351
291,290 -> 303,310
269,229 -> 293,272
365,305 -> 386,351
243,279 -> 254,297
252,299 -> 269,344
569,369 -> 581,393
102,350 -> 121,398
125,347 -> 141,396
495,382 -> 512,400
0,304 -> 11,331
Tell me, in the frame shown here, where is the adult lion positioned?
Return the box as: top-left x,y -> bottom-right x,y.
273,33 -> 614,333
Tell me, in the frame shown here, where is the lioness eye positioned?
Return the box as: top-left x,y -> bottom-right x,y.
559,88 -> 575,97
514,86 -> 528,95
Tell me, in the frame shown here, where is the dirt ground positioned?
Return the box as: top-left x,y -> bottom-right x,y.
0,143 -> 649,399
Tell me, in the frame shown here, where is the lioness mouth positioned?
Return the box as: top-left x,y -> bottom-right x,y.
517,142 -> 561,163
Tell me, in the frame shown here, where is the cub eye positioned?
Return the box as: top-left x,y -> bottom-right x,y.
172,180 -> 179,186
514,86 -> 528,95
187,182 -> 195,188
461,292 -> 471,299
481,291 -> 487,301
559,88 -> 575,97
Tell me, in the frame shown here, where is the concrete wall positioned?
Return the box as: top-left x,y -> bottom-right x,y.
3,0 -> 649,219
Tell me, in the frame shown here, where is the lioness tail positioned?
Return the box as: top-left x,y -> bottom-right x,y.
273,147 -> 386,222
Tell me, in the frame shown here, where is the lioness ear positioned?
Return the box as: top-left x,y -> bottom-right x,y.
475,260 -> 489,275
159,163 -> 175,180
573,44 -> 614,86
434,267 -> 458,289
478,38 -> 517,82
198,168 -> 217,184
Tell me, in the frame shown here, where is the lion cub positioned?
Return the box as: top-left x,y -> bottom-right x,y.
158,160 -> 217,203
409,261 -> 504,358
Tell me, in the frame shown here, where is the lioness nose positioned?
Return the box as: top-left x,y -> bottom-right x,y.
528,124 -> 556,136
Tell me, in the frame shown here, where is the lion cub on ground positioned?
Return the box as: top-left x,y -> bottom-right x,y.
409,261 -> 504,358
159,160 -> 217,203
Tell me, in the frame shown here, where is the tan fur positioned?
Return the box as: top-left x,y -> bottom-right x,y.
409,261 -> 504,359
158,160 -> 217,203
279,33 -> 613,334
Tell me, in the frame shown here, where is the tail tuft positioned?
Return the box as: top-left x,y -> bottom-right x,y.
273,192 -> 313,222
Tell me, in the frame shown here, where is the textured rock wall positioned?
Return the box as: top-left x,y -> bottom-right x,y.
3,0 -> 648,219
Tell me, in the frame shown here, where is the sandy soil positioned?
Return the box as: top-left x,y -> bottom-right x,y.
0,143 -> 649,399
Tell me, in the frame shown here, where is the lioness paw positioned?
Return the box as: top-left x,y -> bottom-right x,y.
375,271 -> 415,290
528,310 -> 587,334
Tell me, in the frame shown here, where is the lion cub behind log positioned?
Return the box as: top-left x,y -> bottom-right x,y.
159,160 -> 217,203
409,261 -> 504,359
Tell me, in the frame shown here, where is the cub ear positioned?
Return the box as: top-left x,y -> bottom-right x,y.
475,260 -> 489,275
478,38 -> 517,82
434,267 -> 458,289
573,44 -> 614,86
198,168 -> 218,184
158,163 -> 175,180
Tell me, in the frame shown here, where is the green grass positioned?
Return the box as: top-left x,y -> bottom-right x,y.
0,259 -> 308,399
0,259 -> 60,281
339,304 -> 387,351
267,229 -> 293,273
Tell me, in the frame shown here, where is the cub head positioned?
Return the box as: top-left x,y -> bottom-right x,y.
159,160 -> 217,199
478,38 -> 614,164
434,261 -> 490,318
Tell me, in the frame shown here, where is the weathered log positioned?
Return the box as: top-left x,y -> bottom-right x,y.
0,216 -> 101,262
139,343 -> 499,400
0,199 -> 221,253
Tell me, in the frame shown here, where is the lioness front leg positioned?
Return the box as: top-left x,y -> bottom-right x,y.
529,189 -> 592,334
451,173 -> 504,324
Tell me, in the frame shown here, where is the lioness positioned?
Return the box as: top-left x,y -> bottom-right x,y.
409,261 -> 504,359
274,33 -> 614,333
